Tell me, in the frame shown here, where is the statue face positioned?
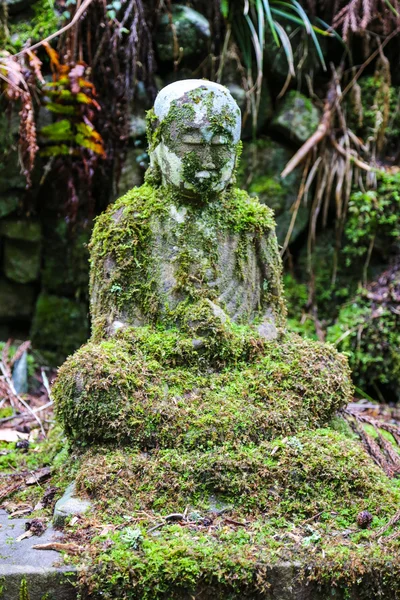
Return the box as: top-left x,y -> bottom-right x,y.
149,81 -> 241,198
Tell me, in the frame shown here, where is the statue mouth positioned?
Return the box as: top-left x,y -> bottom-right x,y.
195,170 -> 215,179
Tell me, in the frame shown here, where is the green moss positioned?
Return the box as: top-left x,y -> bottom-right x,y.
72,428 -> 400,599
6,0 -> 59,53
89,182 -> 285,334
347,75 -> 400,150
53,330 -> 352,448
343,171 -> 400,266
327,291 -> 400,397
19,578 -> 29,600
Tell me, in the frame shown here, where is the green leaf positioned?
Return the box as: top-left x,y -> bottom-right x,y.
273,19 -> 295,77
40,119 -> 73,141
220,0 -> 229,19
261,0 -> 280,46
46,103 -> 77,115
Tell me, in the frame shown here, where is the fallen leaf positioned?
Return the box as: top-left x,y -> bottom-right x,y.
0,429 -> 29,443
25,467 -> 51,486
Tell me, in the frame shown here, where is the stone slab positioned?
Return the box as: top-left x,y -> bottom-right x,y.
53,483 -> 92,528
0,509 -> 76,600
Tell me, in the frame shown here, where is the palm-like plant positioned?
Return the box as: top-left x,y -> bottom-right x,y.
221,0 -> 334,125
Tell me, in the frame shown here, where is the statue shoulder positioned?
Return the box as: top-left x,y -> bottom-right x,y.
89,183 -> 168,253
225,187 -> 276,234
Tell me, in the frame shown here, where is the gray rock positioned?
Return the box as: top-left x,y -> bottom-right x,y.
156,5 -> 210,63
12,350 -> 28,394
3,238 -> 41,283
0,509 -> 76,600
0,278 -> 35,320
272,91 -> 321,145
53,483 -> 92,528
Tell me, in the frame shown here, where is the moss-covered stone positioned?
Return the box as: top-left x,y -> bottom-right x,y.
0,219 -> 41,242
72,428 -> 400,600
0,277 -> 35,320
53,330 -> 352,448
3,238 -> 41,283
30,293 -> 89,366
155,5 -> 210,64
41,220 -> 90,298
271,91 -> 320,146
89,182 -> 286,336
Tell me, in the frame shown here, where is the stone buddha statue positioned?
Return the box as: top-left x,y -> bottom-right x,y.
90,79 -> 286,342
54,80 -> 352,449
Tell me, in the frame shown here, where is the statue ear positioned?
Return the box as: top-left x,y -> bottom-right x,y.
144,162 -> 162,187
146,108 -> 161,152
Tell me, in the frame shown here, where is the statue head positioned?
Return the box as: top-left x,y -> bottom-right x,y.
147,80 -> 242,198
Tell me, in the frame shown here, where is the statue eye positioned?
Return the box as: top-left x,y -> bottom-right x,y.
182,133 -> 202,144
211,135 -> 229,145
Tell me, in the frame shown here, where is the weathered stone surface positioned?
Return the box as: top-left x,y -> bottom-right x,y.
3,238 -> 41,283
12,350 -> 28,394
116,147 -> 147,198
0,277 -> 35,320
272,90 -> 320,145
53,482 -> 92,528
156,5 -> 210,63
0,509 -> 76,600
41,221 -> 90,297
0,192 -> 20,218
238,138 -> 307,245
0,152 -> 26,194
0,218 -> 41,242
30,294 -> 89,365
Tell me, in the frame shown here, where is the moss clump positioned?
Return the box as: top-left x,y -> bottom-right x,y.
89,182 -> 285,334
343,171 -> 400,266
5,0 -> 59,53
53,330 -> 352,449
327,283 -> 400,399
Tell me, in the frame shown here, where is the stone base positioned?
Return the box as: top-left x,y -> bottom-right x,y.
0,509 -> 76,600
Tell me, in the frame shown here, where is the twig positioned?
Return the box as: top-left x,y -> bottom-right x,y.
0,362 -> 45,437
281,77 -> 338,179
301,511 -> 324,525
32,542 -> 83,554
13,0 -> 96,57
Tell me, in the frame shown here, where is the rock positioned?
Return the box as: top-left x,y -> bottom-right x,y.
0,508 -> 75,600
41,221 -> 90,297
116,147 -> 147,198
12,350 -> 28,394
238,138 -> 307,245
0,151 -> 26,193
0,219 -> 41,242
271,90 -> 320,145
3,238 -> 41,283
30,294 -> 89,366
53,482 -> 92,528
129,113 -> 147,141
0,278 -> 35,320
155,5 -> 210,63
0,192 -> 20,218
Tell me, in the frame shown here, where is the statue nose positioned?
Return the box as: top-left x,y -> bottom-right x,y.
203,160 -> 216,169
